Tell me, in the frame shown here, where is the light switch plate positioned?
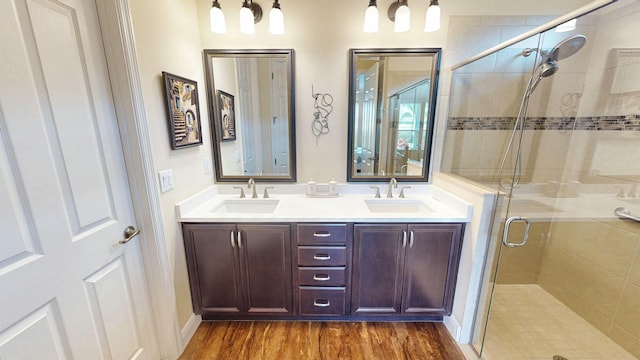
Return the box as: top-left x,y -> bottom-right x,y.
158,169 -> 174,193
204,158 -> 213,174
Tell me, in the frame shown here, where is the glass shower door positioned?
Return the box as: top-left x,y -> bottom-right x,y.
446,2 -> 640,358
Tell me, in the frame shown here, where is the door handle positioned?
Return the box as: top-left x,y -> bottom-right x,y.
502,216 -> 531,248
118,226 -> 140,245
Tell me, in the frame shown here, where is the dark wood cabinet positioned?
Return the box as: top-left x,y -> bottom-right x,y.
183,221 -> 463,320
294,223 -> 351,316
352,223 -> 463,316
182,223 -> 292,317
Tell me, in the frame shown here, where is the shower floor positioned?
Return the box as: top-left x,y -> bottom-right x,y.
480,284 -> 637,360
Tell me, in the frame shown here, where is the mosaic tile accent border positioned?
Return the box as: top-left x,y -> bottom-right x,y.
447,115 -> 640,131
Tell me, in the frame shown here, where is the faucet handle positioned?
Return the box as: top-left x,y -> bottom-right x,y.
233,186 -> 246,198
369,186 -> 381,198
263,186 -> 274,198
399,186 -> 411,198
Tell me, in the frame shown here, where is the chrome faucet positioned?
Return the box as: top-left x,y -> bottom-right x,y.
247,178 -> 258,198
387,178 -> 398,198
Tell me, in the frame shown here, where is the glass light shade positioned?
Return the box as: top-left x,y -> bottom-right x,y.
424,4 -> 440,32
363,5 -> 379,33
555,18 -> 576,32
210,6 -> 226,34
269,7 -> 284,35
240,6 -> 255,34
394,4 -> 410,33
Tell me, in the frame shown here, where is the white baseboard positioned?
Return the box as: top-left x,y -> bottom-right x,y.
443,315 -> 462,342
180,314 -> 202,353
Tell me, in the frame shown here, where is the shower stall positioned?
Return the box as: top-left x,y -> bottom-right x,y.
442,0 -> 640,358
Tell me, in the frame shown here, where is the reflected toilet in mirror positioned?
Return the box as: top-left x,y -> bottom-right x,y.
347,48 -> 441,182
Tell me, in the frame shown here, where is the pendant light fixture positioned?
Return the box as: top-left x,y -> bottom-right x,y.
363,0 -> 379,33
209,0 -> 226,34
424,0 -> 440,32
240,0 -> 263,34
388,0 -> 410,33
269,0 -> 285,35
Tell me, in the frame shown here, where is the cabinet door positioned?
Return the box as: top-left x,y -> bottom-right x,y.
352,224 -> 407,314
238,224 -> 293,314
183,224 -> 243,314
402,224 -> 463,315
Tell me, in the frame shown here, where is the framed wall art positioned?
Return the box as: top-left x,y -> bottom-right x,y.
162,72 -> 203,149
217,90 -> 236,141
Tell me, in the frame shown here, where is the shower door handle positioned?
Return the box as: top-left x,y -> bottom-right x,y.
502,216 -> 531,248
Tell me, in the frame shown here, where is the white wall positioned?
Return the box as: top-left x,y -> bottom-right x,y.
196,0 -> 592,184
129,0 -> 212,328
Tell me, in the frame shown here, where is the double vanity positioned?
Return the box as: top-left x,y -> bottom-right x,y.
178,183 -> 470,321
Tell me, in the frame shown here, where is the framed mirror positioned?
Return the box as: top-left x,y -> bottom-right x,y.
204,49 -> 296,182
347,48 -> 441,182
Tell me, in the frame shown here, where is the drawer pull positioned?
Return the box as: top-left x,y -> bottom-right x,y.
313,231 -> 331,238
313,254 -> 331,261
313,274 -> 331,281
313,299 -> 331,307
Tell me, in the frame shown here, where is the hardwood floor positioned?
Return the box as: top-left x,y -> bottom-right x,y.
180,321 -> 465,360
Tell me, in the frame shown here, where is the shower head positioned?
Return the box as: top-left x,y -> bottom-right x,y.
548,34 -> 587,62
523,34 -> 587,94
539,60 -> 558,78
521,34 -> 588,63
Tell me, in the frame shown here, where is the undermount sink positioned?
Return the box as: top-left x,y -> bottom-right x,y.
210,199 -> 280,214
364,199 -> 433,213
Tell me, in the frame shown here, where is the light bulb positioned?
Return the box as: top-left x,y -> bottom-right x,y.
363,4 -> 379,33
209,3 -> 226,34
269,5 -> 284,35
424,3 -> 440,32
394,3 -> 410,33
240,5 -> 255,34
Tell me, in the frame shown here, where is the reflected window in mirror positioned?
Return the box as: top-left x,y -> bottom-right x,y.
203,49 -> 296,182
347,48 -> 441,182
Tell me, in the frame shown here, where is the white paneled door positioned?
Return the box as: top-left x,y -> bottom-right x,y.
0,0 -> 160,359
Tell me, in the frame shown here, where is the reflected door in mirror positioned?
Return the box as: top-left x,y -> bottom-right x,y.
204,49 -> 296,182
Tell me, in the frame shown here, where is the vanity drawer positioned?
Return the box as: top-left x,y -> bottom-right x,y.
298,267 -> 346,286
299,287 -> 346,315
297,224 -> 347,244
298,246 -> 346,266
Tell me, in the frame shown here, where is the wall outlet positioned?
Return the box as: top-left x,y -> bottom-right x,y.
158,169 -> 174,193
204,158 -> 213,175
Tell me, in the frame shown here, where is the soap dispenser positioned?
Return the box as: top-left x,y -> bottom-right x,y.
329,177 -> 338,196
306,178 -> 317,196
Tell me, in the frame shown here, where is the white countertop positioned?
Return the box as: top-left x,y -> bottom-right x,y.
176,184 -> 472,223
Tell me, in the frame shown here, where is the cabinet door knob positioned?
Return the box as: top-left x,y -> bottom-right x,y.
409,231 -> 414,248
313,231 -> 331,238
230,231 -> 236,248
402,231 -> 407,248
313,254 -> 331,260
313,274 -> 331,281
237,231 -> 242,248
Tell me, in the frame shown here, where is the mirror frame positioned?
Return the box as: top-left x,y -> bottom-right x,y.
347,48 -> 441,183
203,49 -> 297,182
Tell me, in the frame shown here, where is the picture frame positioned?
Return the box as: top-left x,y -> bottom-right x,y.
217,90 -> 236,141
162,72 -> 203,149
